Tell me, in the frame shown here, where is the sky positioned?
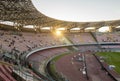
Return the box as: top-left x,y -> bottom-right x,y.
31,0 -> 120,22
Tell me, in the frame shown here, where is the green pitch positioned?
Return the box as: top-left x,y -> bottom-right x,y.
96,52 -> 120,74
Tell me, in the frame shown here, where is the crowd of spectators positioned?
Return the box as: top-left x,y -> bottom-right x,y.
96,32 -> 120,43
0,30 -> 119,65
66,33 -> 96,44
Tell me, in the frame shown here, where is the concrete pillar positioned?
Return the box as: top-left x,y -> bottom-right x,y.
65,28 -> 70,33
80,28 -> 85,32
50,26 -> 56,32
109,26 -> 115,32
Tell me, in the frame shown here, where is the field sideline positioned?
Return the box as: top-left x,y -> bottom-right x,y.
97,52 -> 120,74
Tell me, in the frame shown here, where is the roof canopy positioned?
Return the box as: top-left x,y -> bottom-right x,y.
0,0 -> 120,30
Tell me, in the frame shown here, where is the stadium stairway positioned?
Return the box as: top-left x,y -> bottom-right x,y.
90,32 -> 102,49
90,32 -> 98,43
63,35 -> 79,51
0,64 -> 16,81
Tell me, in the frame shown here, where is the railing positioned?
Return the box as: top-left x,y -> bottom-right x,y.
24,42 -> 120,60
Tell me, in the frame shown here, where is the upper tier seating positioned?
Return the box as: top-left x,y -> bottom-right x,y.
0,31 -> 66,55
95,32 -> 120,43
66,33 -> 96,44
0,31 -> 97,55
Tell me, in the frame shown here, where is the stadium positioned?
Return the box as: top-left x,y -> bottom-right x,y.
0,0 -> 120,81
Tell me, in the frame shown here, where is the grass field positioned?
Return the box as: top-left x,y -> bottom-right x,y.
96,52 -> 120,74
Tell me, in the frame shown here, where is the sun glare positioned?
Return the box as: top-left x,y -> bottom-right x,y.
57,28 -> 65,31
56,30 -> 61,36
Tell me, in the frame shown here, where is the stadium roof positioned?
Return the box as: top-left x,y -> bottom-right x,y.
0,0 -> 120,30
